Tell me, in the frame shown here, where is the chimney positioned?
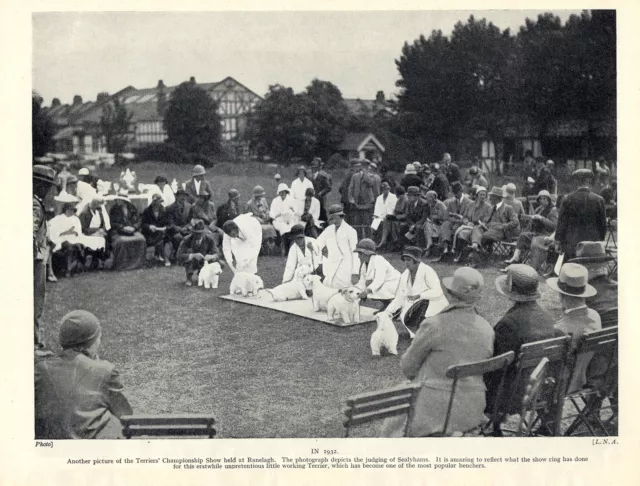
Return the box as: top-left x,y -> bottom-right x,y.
189,76 -> 196,85
52,98 -> 61,107
73,95 -> 83,105
157,80 -> 166,116
97,92 -> 109,103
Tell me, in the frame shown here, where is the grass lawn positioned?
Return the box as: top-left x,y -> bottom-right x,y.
41,250 -> 567,439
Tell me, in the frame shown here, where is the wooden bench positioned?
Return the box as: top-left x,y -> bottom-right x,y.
121,414 -> 216,439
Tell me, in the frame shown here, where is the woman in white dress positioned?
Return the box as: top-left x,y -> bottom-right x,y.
353,238 -> 401,308
282,224 -> 321,283
270,183 -> 299,251
149,175 -> 176,207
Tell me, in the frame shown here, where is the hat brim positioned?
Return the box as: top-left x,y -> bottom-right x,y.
401,253 -> 421,262
494,275 -> 541,302
33,174 -> 56,185
568,255 -> 615,264
546,277 -> 597,298
442,277 -> 482,302
328,212 -> 345,218
354,248 -> 376,256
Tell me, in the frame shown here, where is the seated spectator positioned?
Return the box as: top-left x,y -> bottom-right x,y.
216,188 -> 241,229
504,190 -> 558,265
569,241 -> 617,320
270,183 -> 299,251
372,181 -> 397,248
423,190 -> 447,256
384,246 -> 449,334
290,166 -> 314,203
141,193 -> 171,266
400,163 -> 423,191
177,219 -> 221,287
108,191 -> 147,271
399,186 -> 429,248
547,263 -> 601,393
383,185 -> 409,251
35,310 -> 133,439
48,200 -> 86,277
430,163 -> 450,201
282,224 -> 321,283
381,267 -> 493,437
78,196 -> 110,270
165,189 -> 192,261
222,214 -> 263,275
485,264 -> 559,435
150,175 -> 175,207
465,165 -> 488,190
601,181 -> 617,220
452,187 -> 492,262
190,192 -> 223,247
65,174 -> 79,198
503,183 -> 525,219
299,187 -> 322,238
354,239 -> 401,308
245,185 -> 278,250
465,186 -> 520,267
432,182 -> 471,261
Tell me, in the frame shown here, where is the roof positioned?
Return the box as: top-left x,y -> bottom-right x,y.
338,132 -> 385,152
344,98 -> 396,118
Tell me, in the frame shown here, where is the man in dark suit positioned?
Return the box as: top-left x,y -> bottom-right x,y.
177,219 -> 221,286
399,186 -> 429,247
430,163 -> 450,201
442,152 -> 462,185
141,193 -> 171,264
555,169 -> 607,260
184,164 -> 213,204
165,189 -> 192,261
310,157 -> 332,221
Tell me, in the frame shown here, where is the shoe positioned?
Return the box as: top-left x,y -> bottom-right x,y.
156,255 -> 165,263
164,261 -> 171,267
47,274 -> 57,283
185,280 -> 192,287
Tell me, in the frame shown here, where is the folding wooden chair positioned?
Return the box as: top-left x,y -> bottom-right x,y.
342,383 -> 422,437
499,335 -> 572,436
121,414 -> 217,439
516,357 -> 550,436
562,327 -> 618,436
437,351 -> 515,437
599,308 -> 618,329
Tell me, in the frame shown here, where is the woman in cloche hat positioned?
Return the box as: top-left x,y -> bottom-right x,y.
353,239 -> 401,308
269,183 -> 299,251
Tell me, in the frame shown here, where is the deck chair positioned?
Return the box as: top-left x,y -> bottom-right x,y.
562,327 -> 618,436
121,414 -> 216,439
342,382 -> 422,437
516,358 -> 550,436
499,335 -> 572,436
434,351 -> 515,437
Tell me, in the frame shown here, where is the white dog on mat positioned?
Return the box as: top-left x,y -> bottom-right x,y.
327,287 -> 361,324
230,272 -> 264,297
310,275 -> 338,312
370,311 -> 399,356
198,261 -> 223,289
264,265 -> 314,302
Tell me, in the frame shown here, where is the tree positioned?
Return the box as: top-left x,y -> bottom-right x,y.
164,82 -> 222,155
32,92 -> 54,157
100,98 -> 133,154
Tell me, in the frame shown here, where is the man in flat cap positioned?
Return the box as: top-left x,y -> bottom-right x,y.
555,169 -> 607,260
35,310 -> 133,438
33,165 -> 58,356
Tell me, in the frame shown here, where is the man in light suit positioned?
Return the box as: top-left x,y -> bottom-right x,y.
555,169 -> 607,260
184,164 -> 213,204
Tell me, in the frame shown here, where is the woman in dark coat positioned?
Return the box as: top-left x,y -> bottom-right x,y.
108,194 -> 147,271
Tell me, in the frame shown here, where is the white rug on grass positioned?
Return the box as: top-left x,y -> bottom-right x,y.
219,293 -> 377,327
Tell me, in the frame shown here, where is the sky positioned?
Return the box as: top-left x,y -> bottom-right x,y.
33,10 -> 583,106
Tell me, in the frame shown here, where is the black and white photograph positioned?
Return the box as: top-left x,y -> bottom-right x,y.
30,9 -> 618,441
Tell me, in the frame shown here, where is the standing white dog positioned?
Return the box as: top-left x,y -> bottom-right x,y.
230,272 -> 264,297
198,261 -> 223,289
370,311 -> 399,356
327,287 -> 361,324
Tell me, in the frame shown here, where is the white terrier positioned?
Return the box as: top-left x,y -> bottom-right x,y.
370,311 -> 399,356
198,261 -> 223,289
264,265 -> 314,302
230,272 -> 264,297
327,287 -> 361,324
310,275 -> 338,312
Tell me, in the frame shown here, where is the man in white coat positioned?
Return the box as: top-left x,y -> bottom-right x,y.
282,224 -> 321,283
290,166 -> 315,203
221,213 -> 262,275
315,204 -> 359,289
353,238 -> 401,307
385,246 -> 449,333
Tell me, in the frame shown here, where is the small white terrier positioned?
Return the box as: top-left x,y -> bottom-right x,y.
264,265 -> 314,301
327,287 -> 361,324
310,275 -> 338,312
230,272 -> 264,297
370,311 -> 399,356
198,261 -> 223,289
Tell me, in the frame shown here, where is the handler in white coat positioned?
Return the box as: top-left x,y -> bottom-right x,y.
221,213 -> 262,275
282,224 -> 321,283
385,246 -> 449,331
315,204 -> 359,289
270,183 -> 299,235
354,238 -> 401,305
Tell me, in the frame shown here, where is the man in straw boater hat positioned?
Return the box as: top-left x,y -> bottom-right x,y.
568,241 -> 617,321
33,165 -> 58,357
353,238 -> 401,309
315,204 -> 359,289
485,264 -> 560,435
185,164 -> 213,204
35,310 -> 133,438
555,168 -> 607,260
547,263 -> 602,394
380,266 -> 493,437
